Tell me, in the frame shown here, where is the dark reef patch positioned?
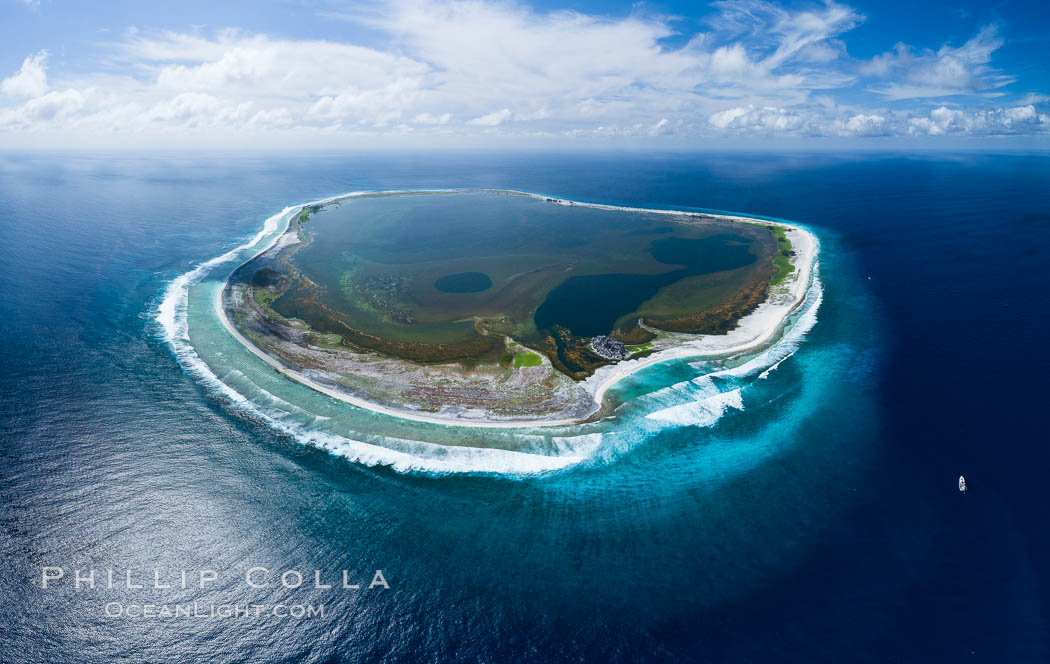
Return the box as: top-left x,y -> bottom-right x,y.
434,271 -> 493,294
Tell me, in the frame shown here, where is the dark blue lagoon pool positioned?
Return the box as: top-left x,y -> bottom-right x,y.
434,271 -> 493,293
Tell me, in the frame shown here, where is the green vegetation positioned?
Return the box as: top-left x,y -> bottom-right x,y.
625,340 -> 657,360
284,193 -> 768,348
740,221 -> 796,287
238,191 -> 782,379
252,288 -> 279,307
297,205 -> 322,225
306,332 -> 346,349
766,225 -> 795,286
625,341 -> 654,353
513,351 -> 543,368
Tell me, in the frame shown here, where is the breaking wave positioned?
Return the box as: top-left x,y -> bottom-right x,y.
154,193 -> 603,476
155,193 -> 822,476
640,280 -> 821,420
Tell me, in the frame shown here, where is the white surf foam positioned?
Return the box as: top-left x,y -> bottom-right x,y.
314,431 -> 596,475
155,193 -> 822,475
157,206 -> 296,344
645,388 -> 745,426
154,193 -> 608,475
642,277 -> 823,425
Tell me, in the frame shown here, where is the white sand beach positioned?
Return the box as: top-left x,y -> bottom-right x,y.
212,190 -> 819,429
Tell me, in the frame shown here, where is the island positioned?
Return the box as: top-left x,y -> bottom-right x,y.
218,190 -> 817,426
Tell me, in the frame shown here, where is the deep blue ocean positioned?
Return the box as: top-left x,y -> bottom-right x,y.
1,151 -> 1047,663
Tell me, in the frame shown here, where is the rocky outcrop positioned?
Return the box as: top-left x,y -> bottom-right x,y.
589,335 -> 628,361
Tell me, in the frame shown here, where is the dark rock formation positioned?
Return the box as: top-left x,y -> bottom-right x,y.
589,335 -> 628,361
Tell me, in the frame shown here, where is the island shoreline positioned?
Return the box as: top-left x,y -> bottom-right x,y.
211,189 -> 820,429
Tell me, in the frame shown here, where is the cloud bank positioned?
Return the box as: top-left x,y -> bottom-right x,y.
1,0 -> 1047,146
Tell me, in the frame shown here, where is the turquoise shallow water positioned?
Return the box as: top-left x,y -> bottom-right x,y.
164,190 -> 827,476
2,151 -> 1046,662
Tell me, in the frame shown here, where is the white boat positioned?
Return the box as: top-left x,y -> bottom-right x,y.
959,475 -> 967,492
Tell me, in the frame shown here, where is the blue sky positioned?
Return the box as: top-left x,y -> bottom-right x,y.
1,0 -> 1048,147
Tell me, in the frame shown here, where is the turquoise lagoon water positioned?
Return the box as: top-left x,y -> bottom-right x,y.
3,152 -> 1046,662
164,191 -> 829,476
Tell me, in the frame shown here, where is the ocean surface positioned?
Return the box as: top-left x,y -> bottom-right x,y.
0,151 -> 1047,662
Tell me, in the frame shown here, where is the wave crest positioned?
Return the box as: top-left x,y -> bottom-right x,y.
155,194 -> 822,476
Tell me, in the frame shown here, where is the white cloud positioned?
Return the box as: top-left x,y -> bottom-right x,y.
648,118 -> 670,136
248,107 -> 294,129
307,79 -> 424,127
468,108 -> 512,126
145,92 -> 254,128
0,0 -> 1045,144
707,0 -> 862,70
697,0 -> 861,93
0,89 -> 84,128
907,104 -> 1046,135
149,34 -> 426,98
703,102 -> 1047,138
1,50 -> 49,98
708,105 -> 805,133
414,112 -> 451,125
865,25 -> 1013,99
25,89 -> 85,121
842,113 -> 888,136
338,0 -> 865,126
1017,92 -> 1049,106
